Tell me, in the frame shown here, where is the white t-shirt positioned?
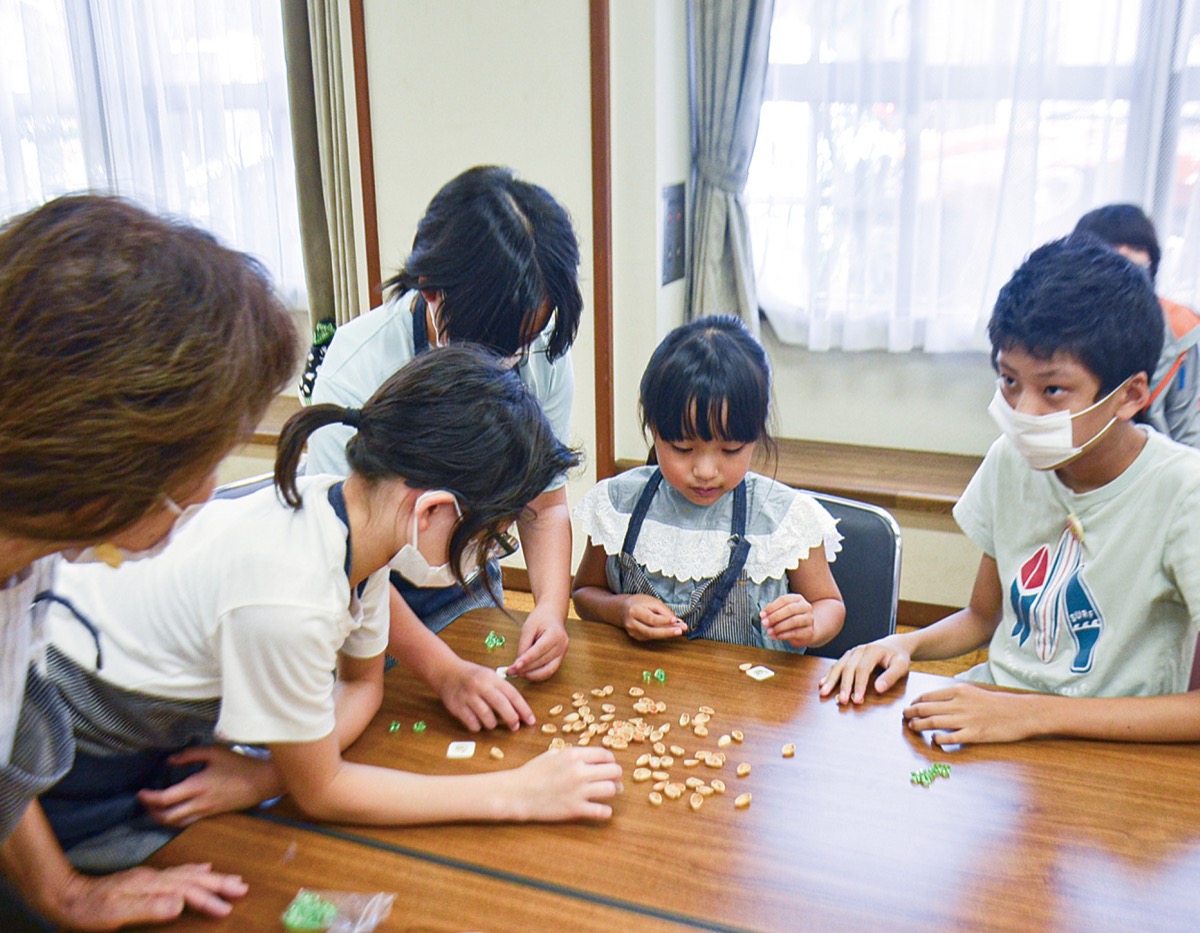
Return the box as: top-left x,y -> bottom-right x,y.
0,557 -> 55,765
47,477 -> 390,747
307,291 -> 574,488
954,428 -> 1200,697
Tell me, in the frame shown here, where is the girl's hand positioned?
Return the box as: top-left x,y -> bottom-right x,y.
619,594 -> 687,641
903,683 -> 1034,745
509,747 -> 623,822
438,658 -> 536,731
137,746 -> 282,828
760,593 -> 817,647
818,635 -> 912,705
507,605 -> 569,681
53,863 -> 247,929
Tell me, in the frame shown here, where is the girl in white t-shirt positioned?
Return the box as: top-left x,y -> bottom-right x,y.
40,346 -> 620,872
573,316 -> 845,651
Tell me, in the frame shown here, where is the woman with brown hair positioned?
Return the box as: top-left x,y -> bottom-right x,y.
0,195 -> 299,930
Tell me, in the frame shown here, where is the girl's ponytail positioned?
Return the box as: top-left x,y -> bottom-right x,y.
276,406 -> 364,507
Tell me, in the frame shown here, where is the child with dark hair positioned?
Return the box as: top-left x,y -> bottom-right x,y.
820,236 -> 1200,745
1072,203 -> 1200,448
572,316 -> 845,651
308,166 -> 583,682
36,347 -> 619,877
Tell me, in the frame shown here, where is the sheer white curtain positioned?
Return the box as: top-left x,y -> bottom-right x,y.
746,0 -> 1200,352
0,0 -> 305,306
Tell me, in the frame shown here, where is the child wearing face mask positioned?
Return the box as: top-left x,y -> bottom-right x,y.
572,316 -> 845,651
34,347 -> 621,874
820,236 -> 1200,747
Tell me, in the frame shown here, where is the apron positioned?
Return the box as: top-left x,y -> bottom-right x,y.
388,302 -> 504,634
0,666 -> 74,841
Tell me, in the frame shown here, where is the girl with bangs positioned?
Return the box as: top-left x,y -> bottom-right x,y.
572,316 -> 846,652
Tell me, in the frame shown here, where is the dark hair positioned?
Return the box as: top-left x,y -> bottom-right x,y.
1072,203 -> 1161,282
989,236 -> 1164,396
640,315 -> 773,448
276,345 -> 580,584
383,166 -> 582,360
0,195 -> 300,541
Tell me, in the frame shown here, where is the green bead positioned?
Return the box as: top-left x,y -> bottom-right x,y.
484,630 -> 506,650
643,670 -> 652,683
388,721 -> 401,733
412,720 -> 427,733
653,668 -> 666,683
282,891 -> 338,930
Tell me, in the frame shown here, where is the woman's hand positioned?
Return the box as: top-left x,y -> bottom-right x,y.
437,657 -> 536,731
52,863 -> 247,930
818,635 -> 913,704
137,746 -> 283,827
619,594 -> 687,641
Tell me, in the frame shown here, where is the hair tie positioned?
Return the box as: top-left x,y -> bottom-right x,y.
342,407 -> 362,429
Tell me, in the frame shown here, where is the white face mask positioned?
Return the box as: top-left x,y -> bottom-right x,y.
987,381 -> 1127,471
388,490 -> 480,588
62,498 -> 206,568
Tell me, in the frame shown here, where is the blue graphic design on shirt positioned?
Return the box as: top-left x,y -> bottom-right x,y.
1008,525 -> 1103,671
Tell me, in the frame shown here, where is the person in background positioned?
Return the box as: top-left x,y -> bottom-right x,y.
309,166 -> 583,683
0,195 -> 299,929
1072,203 -> 1200,448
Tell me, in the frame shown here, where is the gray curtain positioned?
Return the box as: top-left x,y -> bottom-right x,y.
687,0 -> 774,335
282,0 -> 361,331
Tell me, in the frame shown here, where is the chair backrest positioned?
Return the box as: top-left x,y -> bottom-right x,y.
212,472 -> 274,500
802,491 -> 902,660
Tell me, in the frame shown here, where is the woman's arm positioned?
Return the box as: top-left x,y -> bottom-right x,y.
268,736 -> 622,825
506,486 -> 573,680
0,801 -> 246,930
571,540 -> 685,640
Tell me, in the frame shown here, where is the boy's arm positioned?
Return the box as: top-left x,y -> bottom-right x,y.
0,800 -> 246,929
819,554 -> 1004,703
268,735 -> 621,825
387,588 -> 535,731
507,486 -> 572,681
571,540 -> 686,640
903,685 -> 1200,745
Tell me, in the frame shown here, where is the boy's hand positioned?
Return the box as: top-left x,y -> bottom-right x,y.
619,594 -> 687,641
507,747 -> 622,822
438,657 -> 536,731
137,746 -> 282,827
507,606 -> 569,681
818,635 -> 912,704
760,593 -> 816,647
903,683 -> 1034,745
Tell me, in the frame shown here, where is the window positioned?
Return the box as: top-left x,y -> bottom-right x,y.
746,0 -> 1200,351
0,0 -> 304,307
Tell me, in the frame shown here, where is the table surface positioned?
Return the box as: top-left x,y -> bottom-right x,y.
150,610 -> 1200,933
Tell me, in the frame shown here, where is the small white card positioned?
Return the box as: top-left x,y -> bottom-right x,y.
446,741 -> 477,759
745,665 -> 775,681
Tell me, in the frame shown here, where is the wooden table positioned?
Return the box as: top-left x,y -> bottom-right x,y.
150,610 -> 1200,932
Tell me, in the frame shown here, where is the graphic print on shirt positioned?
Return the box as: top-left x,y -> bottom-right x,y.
1009,525 -> 1103,673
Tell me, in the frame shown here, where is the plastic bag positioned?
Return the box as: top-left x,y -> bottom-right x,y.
281,888 -> 395,932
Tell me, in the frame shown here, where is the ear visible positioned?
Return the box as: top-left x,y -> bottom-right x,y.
1119,372 -> 1151,420
420,288 -> 440,308
412,489 -> 458,535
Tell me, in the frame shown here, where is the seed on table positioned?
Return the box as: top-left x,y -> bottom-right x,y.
738,662 -> 753,672
633,767 -> 652,783
698,785 -> 714,797
735,793 -> 752,809
653,780 -> 667,791
683,758 -> 699,768
685,776 -> 704,789
694,712 -> 711,726
629,686 -> 644,697
655,701 -> 667,713
698,705 -> 715,715
660,756 -> 675,768
579,706 -> 592,718
549,738 -> 566,750
601,703 -> 616,713
636,753 -> 651,767
577,735 -> 591,746
653,741 -> 666,755
693,725 -> 709,738
689,793 -> 704,811
782,743 -> 796,758
704,756 -> 723,770
548,704 -> 563,716
599,713 -> 615,722
664,784 -> 683,800
603,684 -> 615,695
590,688 -> 606,697
490,747 -> 504,760
679,713 -> 691,727
572,697 -> 586,708
718,735 -> 732,748
649,730 -> 664,743
711,779 -> 726,794
563,712 -> 580,724
737,763 -> 751,778
541,723 -> 557,734
572,691 -> 585,700
652,770 -> 670,781
649,791 -> 664,806
669,745 -> 685,756
731,730 -> 744,743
